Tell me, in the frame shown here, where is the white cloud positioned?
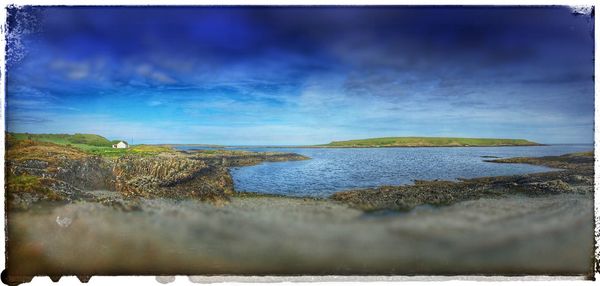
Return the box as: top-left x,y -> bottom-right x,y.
136,64 -> 177,84
48,57 -> 110,81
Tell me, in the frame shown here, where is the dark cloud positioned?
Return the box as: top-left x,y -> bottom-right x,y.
5,6 -> 595,144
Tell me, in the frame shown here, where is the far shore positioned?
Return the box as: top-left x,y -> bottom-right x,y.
166,144 -> 548,149
160,136 -> 551,149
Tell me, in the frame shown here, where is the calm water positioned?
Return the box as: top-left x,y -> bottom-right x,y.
177,145 -> 593,197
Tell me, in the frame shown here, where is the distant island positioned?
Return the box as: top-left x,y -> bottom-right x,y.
7,133 -> 542,150
317,137 -> 542,148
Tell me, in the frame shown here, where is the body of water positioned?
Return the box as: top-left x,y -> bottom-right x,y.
176,145 -> 593,197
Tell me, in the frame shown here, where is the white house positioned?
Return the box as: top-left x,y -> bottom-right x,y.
112,141 -> 129,149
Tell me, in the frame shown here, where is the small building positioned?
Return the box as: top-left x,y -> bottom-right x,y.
112,141 -> 129,149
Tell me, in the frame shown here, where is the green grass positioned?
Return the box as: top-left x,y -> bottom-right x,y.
7,174 -> 45,193
6,174 -> 63,200
319,137 -> 541,147
7,133 -> 173,157
567,151 -> 594,157
55,143 -> 174,158
10,133 -> 115,147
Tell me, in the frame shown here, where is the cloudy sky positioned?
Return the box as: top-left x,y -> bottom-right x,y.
6,6 -> 594,145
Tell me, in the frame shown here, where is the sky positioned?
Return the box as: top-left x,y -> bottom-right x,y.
5,6 -> 595,145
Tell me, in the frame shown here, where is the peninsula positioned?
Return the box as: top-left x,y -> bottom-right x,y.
317,137 -> 542,148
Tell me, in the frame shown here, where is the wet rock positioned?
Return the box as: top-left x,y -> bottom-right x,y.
566,174 -> 594,185
190,151 -> 309,167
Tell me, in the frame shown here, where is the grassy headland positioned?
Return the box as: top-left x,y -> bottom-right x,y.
7,133 -> 173,157
318,136 -> 541,147
5,132 -> 309,210
9,132 -> 112,146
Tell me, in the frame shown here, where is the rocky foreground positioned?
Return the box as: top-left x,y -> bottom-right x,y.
5,139 -> 308,210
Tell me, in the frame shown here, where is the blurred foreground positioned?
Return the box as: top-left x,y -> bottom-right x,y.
7,192 -> 594,279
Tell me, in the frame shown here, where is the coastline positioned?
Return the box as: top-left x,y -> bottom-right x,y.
331,151 -> 593,212
219,150 -> 593,213
4,139 -> 595,281
5,137 -> 592,212
4,5 -> 595,281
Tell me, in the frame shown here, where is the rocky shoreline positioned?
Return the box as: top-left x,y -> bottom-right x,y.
6,138 -> 594,213
331,151 -> 593,212
5,139 -> 309,210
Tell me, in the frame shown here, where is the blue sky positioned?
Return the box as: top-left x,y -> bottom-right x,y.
5,6 -> 595,145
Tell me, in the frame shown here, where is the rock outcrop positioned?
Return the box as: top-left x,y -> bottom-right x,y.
112,154 -> 234,203
5,140 -> 309,210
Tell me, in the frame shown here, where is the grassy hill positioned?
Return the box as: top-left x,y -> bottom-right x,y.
319,137 -> 541,147
10,133 -> 113,147
7,133 -> 172,157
